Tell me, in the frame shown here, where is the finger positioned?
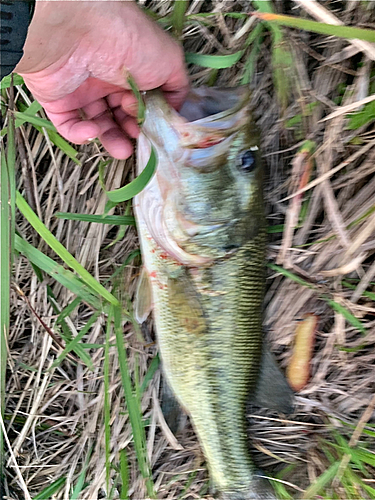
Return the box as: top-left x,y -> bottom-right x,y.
99,128 -> 133,160
161,50 -> 190,110
112,107 -> 140,139
162,72 -> 190,111
121,92 -> 139,117
91,110 -> 133,159
57,119 -> 100,144
163,87 -> 190,111
40,77 -> 124,113
44,106 -> 100,143
122,116 -> 140,139
81,98 -> 109,120
83,99 -> 136,155
106,91 -> 126,109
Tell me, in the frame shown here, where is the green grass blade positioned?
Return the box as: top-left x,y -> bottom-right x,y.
104,307 -> 113,494
302,461 -> 340,499
1,73 -> 24,88
33,476 -> 66,499
104,224 -> 127,250
172,0 -> 188,37
186,12 -> 247,21
326,299 -> 366,335
103,249 -> 141,286
126,74 -> 145,126
0,151 -> 10,414
70,447 -> 93,499
1,104 -> 80,165
139,355 -> 160,396
17,99 -> 43,116
16,191 -> 119,306
178,470 -> 198,499
103,146 -> 157,203
1,101 -> 42,137
13,111 -> 56,130
347,100 -> 375,130
46,287 -> 95,369
254,12 -> 375,42
361,482 -> 375,499
56,296 -> 82,324
268,263 -> 314,289
185,50 -> 244,69
331,430 -> 366,473
7,115 -> 16,249
270,479 -> 293,500
355,447 -> 375,467
9,101 -> 43,133
269,263 -> 366,334
241,23 -> 264,85
0,152 -> 10,480
14,234 -> 103,310
120,448 -> 130,500
45,129 -> 81,165
49,312 -> 99,371
114,306 -> 155,497
1,105 -> 16,480
253,1 -> 293,109
55,213 -> 136,226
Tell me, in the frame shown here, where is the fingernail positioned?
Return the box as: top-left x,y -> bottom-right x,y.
87,137 -> 96,141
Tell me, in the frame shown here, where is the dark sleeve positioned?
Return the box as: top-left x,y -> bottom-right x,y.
1,1 -> 35,80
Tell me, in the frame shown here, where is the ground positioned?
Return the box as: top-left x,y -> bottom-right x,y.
2,1 -> 375,500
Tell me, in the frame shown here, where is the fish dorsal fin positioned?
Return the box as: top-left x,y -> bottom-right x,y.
134,267 -> 153,324
251,342 -> 295,415
167,270 -> 206,336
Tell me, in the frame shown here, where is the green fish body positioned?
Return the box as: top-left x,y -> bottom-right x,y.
134,88 -> 277,499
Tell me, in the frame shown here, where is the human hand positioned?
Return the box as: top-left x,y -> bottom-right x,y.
16,1 -> 189,159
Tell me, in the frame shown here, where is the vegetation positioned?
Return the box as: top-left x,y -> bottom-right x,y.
1,1 -> 375,499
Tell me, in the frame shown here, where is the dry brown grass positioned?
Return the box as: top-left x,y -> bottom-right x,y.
3,1 -> 375,499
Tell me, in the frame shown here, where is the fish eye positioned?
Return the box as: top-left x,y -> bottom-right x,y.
237,149 -> 257,172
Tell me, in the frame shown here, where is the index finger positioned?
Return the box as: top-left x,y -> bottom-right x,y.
161,65 -> 190,110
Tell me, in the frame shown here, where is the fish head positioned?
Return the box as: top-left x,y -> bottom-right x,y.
136,87 -> 263,265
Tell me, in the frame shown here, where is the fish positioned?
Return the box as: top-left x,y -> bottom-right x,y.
134,87 -> 293,500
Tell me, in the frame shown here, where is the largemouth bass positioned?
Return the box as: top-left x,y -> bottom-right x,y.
134,87 -> 289,499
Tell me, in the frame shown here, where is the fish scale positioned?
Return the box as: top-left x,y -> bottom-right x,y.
135,88 -> 278,499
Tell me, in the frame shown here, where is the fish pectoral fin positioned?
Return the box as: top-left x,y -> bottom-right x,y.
134,267 -> 153,324
250,342 -> 295,415
161,374 -> 187,435
167,271 -> 206,336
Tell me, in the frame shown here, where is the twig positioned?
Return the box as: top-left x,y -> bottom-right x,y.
350,260 -> 375,304
12,283 -> 77,362
319,94 -> 375,123
345,212 -> 375,258
0,413 -> 32,500
280,138 -> 375,202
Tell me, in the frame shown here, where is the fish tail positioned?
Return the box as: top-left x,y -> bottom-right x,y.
219,475 -> 277,500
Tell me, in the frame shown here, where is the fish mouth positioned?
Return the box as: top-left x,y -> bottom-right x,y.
179,86 -> 251,123
175,87 -> 251,150
142,86 -> 251,151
